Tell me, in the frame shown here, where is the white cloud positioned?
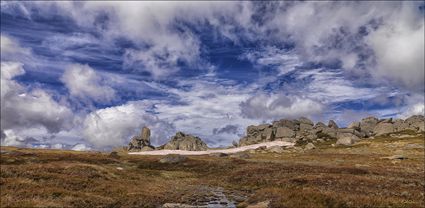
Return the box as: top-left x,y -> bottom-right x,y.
240,93 -> 325,121
242,46 -> 300,75
1,129 -> 26,146
1,62 -> 74,134
61,64 -> 116,102
71,143 -> 92,151
0,35 -> 32,61
366,3 -> 424,91
82,101 -> 175,148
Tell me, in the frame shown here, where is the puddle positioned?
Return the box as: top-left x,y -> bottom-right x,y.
163,186 -> 245,208
201,187 -> 236,208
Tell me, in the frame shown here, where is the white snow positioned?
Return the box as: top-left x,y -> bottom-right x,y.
128,141 -> 295,156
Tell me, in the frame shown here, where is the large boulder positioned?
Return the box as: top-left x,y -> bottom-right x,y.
164,132 -> 208,151
348,122 -> 361,130
360,116 -> 379,135
338,128 -> 366,138
405,115 -> 425,132
159,154 -> 187,164
275,126 -> 295,138
321,128 -> 338,138
127,127 -> 154,152
299,117 -> 314,126
336,133 -> 359,146
373,123 -> 395,136
263,127 -> 275,141
328,120 -> 339,129
393,119 -> 410,132
272,119 -> 297,130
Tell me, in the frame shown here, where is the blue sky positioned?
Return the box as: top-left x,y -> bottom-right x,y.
1,1 -> 424,150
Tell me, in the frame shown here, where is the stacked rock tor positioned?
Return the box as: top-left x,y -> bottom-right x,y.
238,115 -> 424,146
163,132 -> 208,151
127,127 -> 155,151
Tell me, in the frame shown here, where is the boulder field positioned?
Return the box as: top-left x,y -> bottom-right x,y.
128,115 -> 424,152
239,115 -> 424,147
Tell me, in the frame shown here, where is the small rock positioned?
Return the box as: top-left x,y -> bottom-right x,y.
108,151 -> 120,159
256,146 -> 267,151
247,200 -> 270,208
267,146 -> 284,153
159,154 -> 187,164
304,143 -> 316,150
116,167 -> 123,170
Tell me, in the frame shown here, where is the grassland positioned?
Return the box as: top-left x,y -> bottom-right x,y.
1,133 -> 424,207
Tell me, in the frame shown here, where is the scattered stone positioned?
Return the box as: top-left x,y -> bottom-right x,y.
159,154 -> 187,164
116,167 -> 123,170
304,142 -> 316,150
164,132 -> 208,151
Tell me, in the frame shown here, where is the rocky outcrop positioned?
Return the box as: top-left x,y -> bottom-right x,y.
128,127 -> 155,152
405,115 -> 425,132
238,115 -> 424,147
164,132 -> 208,151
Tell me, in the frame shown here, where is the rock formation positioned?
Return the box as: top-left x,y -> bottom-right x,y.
128,127 -> 155,152
163,132 -> 208,151
238,115 -> 424,147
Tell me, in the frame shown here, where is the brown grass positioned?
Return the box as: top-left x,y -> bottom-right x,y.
1,133 -> 424,207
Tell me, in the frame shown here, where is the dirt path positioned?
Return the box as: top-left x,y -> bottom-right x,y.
128,141 -> 294,155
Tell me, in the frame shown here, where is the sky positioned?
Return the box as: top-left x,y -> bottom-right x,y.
1,1 -> 424,151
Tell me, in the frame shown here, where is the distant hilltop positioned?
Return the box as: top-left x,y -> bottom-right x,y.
127,115 -> 425,152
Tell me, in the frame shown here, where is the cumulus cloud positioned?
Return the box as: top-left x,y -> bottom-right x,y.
240,94 -> 325,120
82,101 -> 175,148
366,3 -> 424,91
71,143 -> 92,151
0,35 -> 32,61
213,124 -> 239,135
61,64 -> 116,102
1,62 -> 74,134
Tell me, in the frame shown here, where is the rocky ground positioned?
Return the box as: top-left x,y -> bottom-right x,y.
1,132 -> 424,207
